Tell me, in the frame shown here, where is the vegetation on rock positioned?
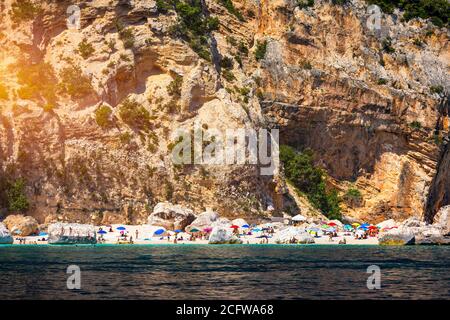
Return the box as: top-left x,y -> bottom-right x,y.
78,39 -> 95,59
161,0 -> 220,61
255,40 -> 268,61
10,0 -> 41,23
0,178 -> 29,213
16,62 -> 58,104
95,105 -> 113,128
280,145 -> 342,220
59,66 -> 94,99
366,0 -> 449,27
119,99 -> 151,130
167,75 -> 183,98
217,0 -> 244,21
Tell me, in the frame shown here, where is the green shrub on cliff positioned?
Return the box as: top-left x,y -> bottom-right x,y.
166,0 -> 220,61
10,0 -> 41,23
78,39 -> 95,59
255,40 -> 268,61
167,75 -> 183,97
1,178 -> 30,213
365,0 -> 449,28
218,0 -> 245,21
95,105 -> 113,128
16,62 -> 58,104
59,66 -> 94,99
119,99 -> 151,130
280,145 -> 342,220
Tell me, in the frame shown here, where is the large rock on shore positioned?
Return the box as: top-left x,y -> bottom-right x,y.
376,219 -> 397,230
0,223 -> 13,244
48,223 -> 97,245
435,206 -> 450,235
378,228 -> 416,245
274,227 -> 315,244
208,226 -> 243,244
3,215 -> 39,236
186,210 -> 219,232
148,202 -> 196,231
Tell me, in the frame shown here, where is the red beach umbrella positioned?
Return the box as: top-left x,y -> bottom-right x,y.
230,225 -> 239,229
328,222 -> 337,227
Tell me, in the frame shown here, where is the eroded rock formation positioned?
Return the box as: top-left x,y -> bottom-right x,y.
0,0 -> 448,224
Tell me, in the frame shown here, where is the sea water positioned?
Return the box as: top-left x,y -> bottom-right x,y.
0,245 -> 448,299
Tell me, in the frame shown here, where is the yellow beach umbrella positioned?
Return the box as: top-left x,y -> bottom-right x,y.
352,223 -> 360,227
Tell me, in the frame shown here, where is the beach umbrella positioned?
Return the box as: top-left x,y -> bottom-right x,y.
190,228 -> 200,233
98,230 -> 107,235
153,229 -> 165,235
116,226 -> 126,231
326,227 -> 335,232
308,227 -> 320,232
320,224 -> 329,229
39,232 -> 48,236
252,228 -> 262,232
352,223 -> 360,227
292,214 -> 306,222
256,235 -> 269,238
174,229 -> 182,233
230,225 -> 239,229
242,224 -> 250,228
203,227 -> 213,233
328,222 -> 337,227
361,223 -> 370,228
13,230 -> 22,235
368,226 -> 377,230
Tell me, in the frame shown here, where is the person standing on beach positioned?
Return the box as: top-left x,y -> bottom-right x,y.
135,229 -> 139,240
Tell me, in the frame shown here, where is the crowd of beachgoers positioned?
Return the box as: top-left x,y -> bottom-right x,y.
6,215 -> 389,245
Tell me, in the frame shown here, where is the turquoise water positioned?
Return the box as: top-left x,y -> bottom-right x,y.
0,245 -> 449,299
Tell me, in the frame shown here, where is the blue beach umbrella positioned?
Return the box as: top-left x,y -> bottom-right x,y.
153,229 -> 165,236
98,230 -> 107,235
39,232 -> 48,236
252,228 -> 262,232
116,226 -> 126,231
242,224 -> 250,228
174,229 -> 182,233
343,225 -> 353,231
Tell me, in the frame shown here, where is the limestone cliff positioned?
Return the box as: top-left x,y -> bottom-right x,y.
0,0 -> 448,225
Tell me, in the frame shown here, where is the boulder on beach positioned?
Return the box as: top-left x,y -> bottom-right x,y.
208,226 -> 242,244
211,217 -> 231,228
378,228 -> 415,245
48,223 -> 97,244
435,205 -> 450,235
415,234 -> 450,245
376,219 -> 397,230
379,214 -> 450,245
3,214 -> 39,236
186,210 -> 219,232
148,202 -> 196,231
0,223 -> 13,244
274,227 -> 315,244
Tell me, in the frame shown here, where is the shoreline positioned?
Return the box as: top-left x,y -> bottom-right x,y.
7,235 -> 379,246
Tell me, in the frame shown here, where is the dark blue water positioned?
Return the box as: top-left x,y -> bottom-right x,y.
0,245 -> 449,299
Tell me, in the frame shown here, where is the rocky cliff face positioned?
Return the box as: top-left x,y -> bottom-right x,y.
0,0 -> 448,225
